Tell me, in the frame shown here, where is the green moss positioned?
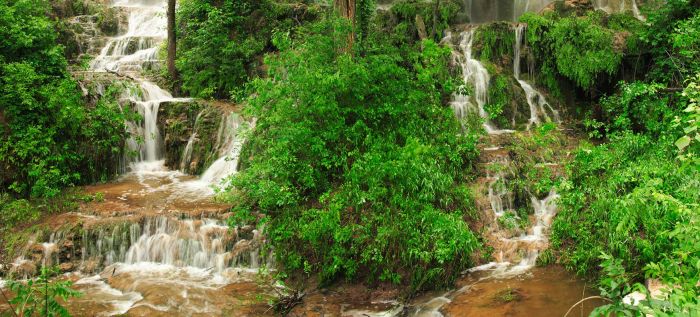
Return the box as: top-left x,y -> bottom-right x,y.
475,22 -> 516,67
485,75 -> 510,127
536,249 -> 555,266
388,0 -> 462,41
494,287 -> 522,303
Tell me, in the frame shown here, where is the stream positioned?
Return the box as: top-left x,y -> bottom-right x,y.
0,1 -> 610,316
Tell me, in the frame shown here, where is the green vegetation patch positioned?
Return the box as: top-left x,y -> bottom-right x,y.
227,18 -> 482,294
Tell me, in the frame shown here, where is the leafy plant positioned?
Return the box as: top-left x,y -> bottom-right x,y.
4,267 -> 81,317
228,17 -> 481,294
0,0 -> 129,198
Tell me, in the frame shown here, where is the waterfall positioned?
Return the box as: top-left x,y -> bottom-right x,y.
409,25 -> 566,316
462,0 -> 555,23
594,0 -> 646,20
446,29 -> 513,134
631,0 -> 645,21
513,24 -> 560,129
199,114 -> 247,185
91,0 -> 188,168
179,111 -> 204,171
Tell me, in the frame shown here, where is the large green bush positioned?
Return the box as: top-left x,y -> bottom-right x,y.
519,10 -> 641,95
228,18 -> 481,293
176,0 -> 320,99
0,0 -> 128,197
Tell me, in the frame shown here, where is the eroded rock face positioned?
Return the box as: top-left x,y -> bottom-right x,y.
158,101 -> 231,175
542,0 -> 595,16
53,1 -> 128,62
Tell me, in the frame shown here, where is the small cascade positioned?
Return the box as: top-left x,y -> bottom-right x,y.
513,24 -> 560,129
179,111 -> 204,171
445,29 -> 513,134
121,81 -> 190,164
594,0 -> 646,20
6,217 -> 269,316
631,0 -> 645,21
486,155 -> 515,220
199,114 -> 250,186
5,216 -> 266,277
488,174 -> 513,219
40,232 -> 63,267
462,0 -> 555,23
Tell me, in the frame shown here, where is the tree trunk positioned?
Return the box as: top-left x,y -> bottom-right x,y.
167,0 -> 178,94
335,0 -> 356,19
335,0 -> 356,50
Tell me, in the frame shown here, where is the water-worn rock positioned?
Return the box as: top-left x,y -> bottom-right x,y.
158,101 -> 228,175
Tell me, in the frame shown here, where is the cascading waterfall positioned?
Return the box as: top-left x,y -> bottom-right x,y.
446,29 -> 513,134
179,112 -> 203,171
513,24 -> 560,129
199,114 -> 247,185
0,1 -> 264,314
410,24 -> 566,317
77,217 -> 267,273
594,0 -> 646,20
90,0 -> 190,167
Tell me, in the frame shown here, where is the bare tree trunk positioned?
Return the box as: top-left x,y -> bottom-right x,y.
335,0 -> 356,50
167,0 -> 179,94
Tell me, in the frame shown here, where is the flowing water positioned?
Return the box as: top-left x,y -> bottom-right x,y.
513,24 -> 561,129
594,0 -> 646,20
0,1 -> 612,316
404,24 -> 597,317
1,1 -> 263,315
445,29 -> 514,135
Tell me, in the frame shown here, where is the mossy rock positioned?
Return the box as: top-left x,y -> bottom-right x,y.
97,7 -> 120,36
158,101 -> 226,175
474,22 -> 516,70
485,73 -> 531,130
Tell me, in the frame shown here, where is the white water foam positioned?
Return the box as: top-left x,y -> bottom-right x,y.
513,24 -> 561,129
444,29 -> 514,134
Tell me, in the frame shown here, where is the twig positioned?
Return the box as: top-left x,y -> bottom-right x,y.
564,296 -> 612,317
0,286 -> 19,317
581,282 -> 585,317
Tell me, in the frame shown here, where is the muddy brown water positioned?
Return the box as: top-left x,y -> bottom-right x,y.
0,170 -> 602,316
438,266 -> 604,317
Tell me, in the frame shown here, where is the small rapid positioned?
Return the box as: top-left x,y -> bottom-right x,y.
1,1 -> 262,315
408,24 -> 572,317
513,24 -> 560,129
445,29 -> 514,135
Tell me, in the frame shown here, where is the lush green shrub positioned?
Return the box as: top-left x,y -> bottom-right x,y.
388,0 -> 461,42
641,0 -> 700,85
176,0 -> 320,99
0,0 -> 128,197
593,81 -> 674,137
474,22 -> 515,66
6,266 -> 82,316
228,18 -> 481,293
552,133 -> 699,279
519,10 -> 639,95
